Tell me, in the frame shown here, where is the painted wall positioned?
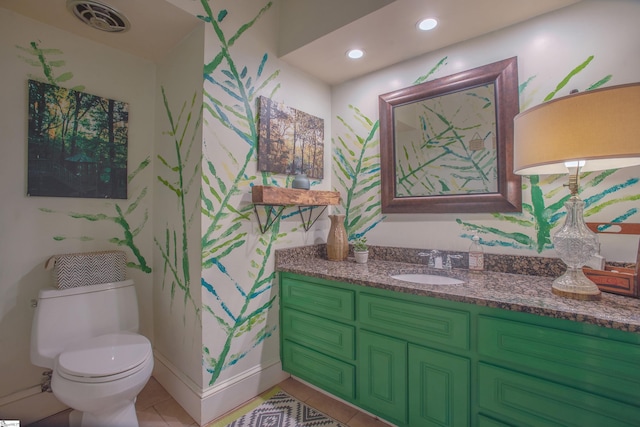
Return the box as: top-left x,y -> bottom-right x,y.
0,6 -> 156,418
0,0 -> 332,422
159,0 -> 334,422
153,22 -> 205,392
332,0 -> 640,263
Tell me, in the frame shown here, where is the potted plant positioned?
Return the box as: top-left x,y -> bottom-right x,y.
353,237 -> 369,264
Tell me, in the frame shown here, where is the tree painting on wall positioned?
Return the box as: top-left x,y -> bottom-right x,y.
27,79 -> 128,199
257,96 -> 324,179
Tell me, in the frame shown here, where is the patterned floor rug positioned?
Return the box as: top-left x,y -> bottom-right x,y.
210,388 -> 346,427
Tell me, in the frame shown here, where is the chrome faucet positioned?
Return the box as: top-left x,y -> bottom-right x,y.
418,250 -> 462,271
418,250 -> 443,269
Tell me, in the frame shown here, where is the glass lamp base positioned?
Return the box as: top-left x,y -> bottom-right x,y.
552,267 -> 601,300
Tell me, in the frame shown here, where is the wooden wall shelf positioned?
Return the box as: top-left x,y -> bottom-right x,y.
251,186 -> 340,233
252,186 -> 340,206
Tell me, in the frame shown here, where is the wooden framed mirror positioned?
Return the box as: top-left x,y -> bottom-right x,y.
379,57 -> 521,213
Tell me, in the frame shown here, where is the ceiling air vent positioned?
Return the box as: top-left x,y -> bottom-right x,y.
67,0 -> 130,33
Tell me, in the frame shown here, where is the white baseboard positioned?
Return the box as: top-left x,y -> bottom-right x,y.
151,352 -> 204,424
0,385 -> 68,425
200,360 -> 289,425
152,352 -> 288,426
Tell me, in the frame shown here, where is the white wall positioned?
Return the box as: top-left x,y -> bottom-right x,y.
0,7 -> 156,422
331,0 -> 640,262
152,21 -> 206,417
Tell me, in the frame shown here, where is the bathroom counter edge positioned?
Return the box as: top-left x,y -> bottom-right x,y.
276,257 -> 640,334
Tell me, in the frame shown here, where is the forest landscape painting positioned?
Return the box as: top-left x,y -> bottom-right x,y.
27,79 -> 128,199
258,96 -> 324,179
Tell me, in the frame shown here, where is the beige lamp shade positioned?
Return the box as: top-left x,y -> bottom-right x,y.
513,82 -> 640,175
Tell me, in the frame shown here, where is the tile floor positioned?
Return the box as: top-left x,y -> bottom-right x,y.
29,377 -> 393,427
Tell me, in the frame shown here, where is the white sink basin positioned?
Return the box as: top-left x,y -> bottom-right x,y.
390,273 -> 464,285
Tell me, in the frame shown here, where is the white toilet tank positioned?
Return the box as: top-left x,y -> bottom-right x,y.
31,279 -> 140,369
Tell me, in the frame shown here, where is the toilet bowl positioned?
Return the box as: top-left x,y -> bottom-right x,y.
52,332 -> 153,427
31,280 -> 153,427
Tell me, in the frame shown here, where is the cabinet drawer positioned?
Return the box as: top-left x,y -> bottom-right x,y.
282,309 -> 355,360
281,276 -> 355,322
282,341 -> 355,401
478,363 -> 640,427
478,316 -> 640,405
359,293 -> 469,351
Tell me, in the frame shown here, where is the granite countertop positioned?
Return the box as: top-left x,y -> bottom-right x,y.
275,247 -> 640,334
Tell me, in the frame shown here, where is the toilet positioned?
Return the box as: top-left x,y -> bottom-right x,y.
31,279 -> 153,427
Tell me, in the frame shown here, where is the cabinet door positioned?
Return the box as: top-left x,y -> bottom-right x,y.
358,330 -> 407,426
408,344 -> 470,427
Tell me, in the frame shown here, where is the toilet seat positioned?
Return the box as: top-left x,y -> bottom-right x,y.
57,332 -> 152,383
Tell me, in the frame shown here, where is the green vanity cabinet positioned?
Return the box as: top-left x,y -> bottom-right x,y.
279,272 -> 640,427
280,273 -> 471,427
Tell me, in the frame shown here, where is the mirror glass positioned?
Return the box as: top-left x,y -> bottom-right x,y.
379,57 -> 521,213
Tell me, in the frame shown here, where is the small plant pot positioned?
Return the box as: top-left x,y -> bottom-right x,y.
354,250 -> 369,264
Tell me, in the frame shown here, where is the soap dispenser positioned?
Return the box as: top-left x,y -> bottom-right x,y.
469,234 -> 484,272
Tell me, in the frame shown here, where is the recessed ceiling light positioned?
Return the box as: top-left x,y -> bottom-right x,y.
417,18 -> 438,31
347,49 -> 365,59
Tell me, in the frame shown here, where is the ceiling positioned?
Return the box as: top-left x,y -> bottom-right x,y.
0,0 -> 201,63
282,0 -> 583,85
0,0 -> 582,85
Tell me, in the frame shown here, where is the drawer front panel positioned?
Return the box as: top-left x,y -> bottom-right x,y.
408,344 -> 470,427
360,293 -> 469,351
281,277 -> 355,322
478,363 -> 640,427
282,309 -> 355,360
478,315 -> 640,405
282,341 -> 355,400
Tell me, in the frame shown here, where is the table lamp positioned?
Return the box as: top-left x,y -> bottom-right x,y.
513,83 -> 640,300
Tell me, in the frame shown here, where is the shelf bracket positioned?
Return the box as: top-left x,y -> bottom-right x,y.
298,205 -> 327,231
253,205 -> 285,234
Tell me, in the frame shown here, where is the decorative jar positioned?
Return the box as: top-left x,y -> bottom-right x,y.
327,214 -> 348,261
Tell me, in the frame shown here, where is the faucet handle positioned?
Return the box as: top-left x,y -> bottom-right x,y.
430,250 -> 441,268
417,251 -> 433,267
445,254 -> 463,270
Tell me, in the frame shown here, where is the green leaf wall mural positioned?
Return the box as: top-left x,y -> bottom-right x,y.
332,58 -> 449,240
395,84 -> 498,197
456,56 -> 639,252
19,41 -> 151,272
16,41 -> 85,91
155,88 -> 201,316
198,0 -> 283,386
332,105 -> 384,240
333,54 -> 638,255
